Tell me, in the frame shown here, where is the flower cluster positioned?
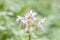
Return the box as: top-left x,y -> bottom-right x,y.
16,10 -> 46,34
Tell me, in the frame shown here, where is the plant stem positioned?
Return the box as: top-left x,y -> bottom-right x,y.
29,33 -> 31,40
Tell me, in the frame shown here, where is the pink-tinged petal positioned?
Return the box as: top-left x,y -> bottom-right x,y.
31,17 -> 36,23
16,16 -> 22,22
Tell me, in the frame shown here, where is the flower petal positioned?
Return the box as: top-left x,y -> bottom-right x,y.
16,16 -> 22,22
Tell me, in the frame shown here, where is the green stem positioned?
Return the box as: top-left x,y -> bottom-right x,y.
29,33 -> 31,40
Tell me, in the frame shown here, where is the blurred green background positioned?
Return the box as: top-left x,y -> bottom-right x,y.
0,0 -> 60,40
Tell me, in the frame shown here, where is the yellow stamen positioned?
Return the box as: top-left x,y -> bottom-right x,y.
28,16 -> 32,22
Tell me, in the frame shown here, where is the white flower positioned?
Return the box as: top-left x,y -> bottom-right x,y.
39,17 -> 46,24
24,10 -> 36,23
38,17 -> 46,32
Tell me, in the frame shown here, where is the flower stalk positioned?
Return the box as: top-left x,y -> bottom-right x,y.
29,33 -> 31,40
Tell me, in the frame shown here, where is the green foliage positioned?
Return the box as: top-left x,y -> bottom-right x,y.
0,0 -> 60,40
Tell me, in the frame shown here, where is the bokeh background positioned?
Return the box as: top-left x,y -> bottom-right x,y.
0,0 -> 60,40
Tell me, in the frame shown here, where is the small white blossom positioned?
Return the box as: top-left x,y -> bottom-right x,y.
38,17 -> 46,32
16,16 -> 22,22
39,17 -> 46,24
24,10 -> 36,23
